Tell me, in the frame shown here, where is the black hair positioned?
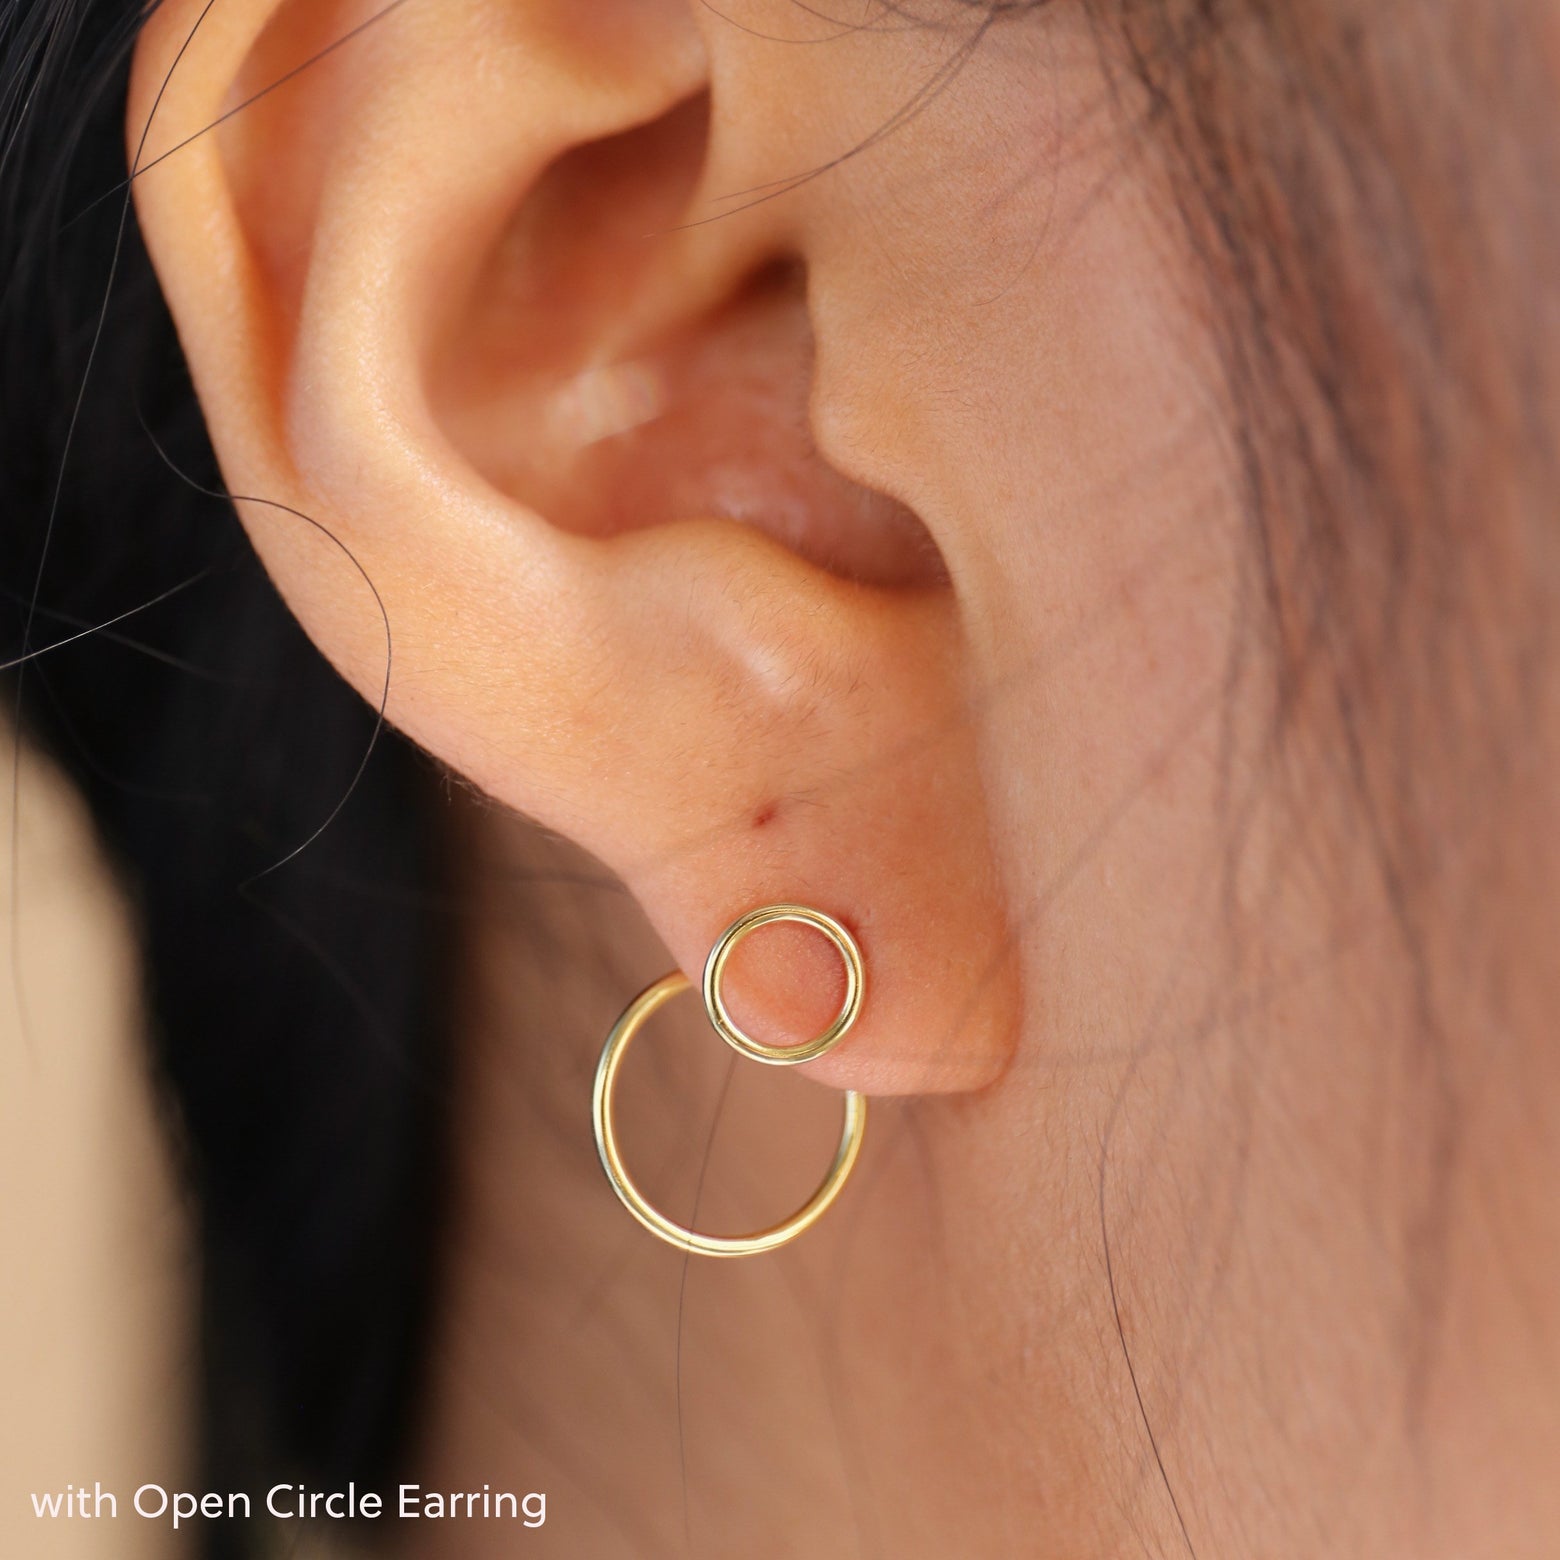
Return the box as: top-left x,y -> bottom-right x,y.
0,4 -> 451,1552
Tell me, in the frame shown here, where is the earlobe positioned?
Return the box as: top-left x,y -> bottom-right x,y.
130,0 -> 1020,1094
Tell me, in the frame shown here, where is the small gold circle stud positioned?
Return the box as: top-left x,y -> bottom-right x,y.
702,902 -> 865,1067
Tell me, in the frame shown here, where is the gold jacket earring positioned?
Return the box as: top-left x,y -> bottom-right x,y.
592,904 -> 867,1258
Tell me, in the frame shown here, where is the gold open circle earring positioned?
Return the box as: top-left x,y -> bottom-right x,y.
591,904 -> 868,1258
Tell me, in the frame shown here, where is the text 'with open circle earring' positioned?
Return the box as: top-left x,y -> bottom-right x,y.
591,903 -> 867,1258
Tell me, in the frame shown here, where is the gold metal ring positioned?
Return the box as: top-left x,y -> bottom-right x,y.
592,914 -> 868,1258
702,903 -> 866,1066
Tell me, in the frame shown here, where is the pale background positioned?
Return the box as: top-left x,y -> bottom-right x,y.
0,723 -> 191,1559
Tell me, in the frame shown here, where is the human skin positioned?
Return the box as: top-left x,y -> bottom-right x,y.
129,1 -> 1560,1555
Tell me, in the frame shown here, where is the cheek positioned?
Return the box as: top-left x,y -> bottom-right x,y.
799,56 -> 1222,666
776,23 -> 1246,995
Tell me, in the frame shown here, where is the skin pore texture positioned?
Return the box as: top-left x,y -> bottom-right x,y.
127,1 -> 1560,1556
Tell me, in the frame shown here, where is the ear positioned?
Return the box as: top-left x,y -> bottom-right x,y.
128,0 -> 1017,1093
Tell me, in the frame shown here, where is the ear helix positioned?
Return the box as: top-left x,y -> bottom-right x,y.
591,903 -> 867,1258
